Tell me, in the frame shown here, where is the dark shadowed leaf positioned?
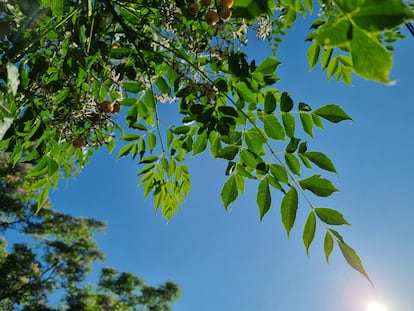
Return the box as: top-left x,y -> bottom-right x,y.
217,145 -> 240,160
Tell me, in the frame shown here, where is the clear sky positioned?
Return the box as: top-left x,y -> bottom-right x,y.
50,18 -> 414,311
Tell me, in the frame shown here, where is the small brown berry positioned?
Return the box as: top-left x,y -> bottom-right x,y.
201,0 -> 211,6
221,0 -> 234,8
219,7 -> 232,20
189,2 -> 200,15
72,137 -> 85,149
206,10 -> 219,26
99,101 -> 114,113
112,103 -> 121,114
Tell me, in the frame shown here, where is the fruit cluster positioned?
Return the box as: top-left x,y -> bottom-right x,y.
71,100 -> 120,149
189,0 -> 234,26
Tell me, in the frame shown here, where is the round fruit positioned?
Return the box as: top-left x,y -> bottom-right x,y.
221,0 -> 234,8
112,103 -> 121,114
219,7 -> 232,20
99,101 -> 114,113
201,0 -> 211,6
188,2 -> 200,15
72,137 -> 85,149
206,10 -> 219,26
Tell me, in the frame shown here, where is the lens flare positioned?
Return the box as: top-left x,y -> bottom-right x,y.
367,301 -> 387,311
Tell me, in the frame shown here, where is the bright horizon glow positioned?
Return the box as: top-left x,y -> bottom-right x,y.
367,302 -> 387,311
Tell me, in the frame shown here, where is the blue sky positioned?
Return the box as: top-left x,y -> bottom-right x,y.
50,18 -> 414,311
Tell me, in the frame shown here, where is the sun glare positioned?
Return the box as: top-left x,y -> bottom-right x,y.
367,301 -> 387,311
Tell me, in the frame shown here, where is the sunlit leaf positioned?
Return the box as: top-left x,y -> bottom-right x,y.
245,128 -> 265,155
221,174 -> 238,209
302,152 -> 336,173
350,26 -> 392,82
299,175 -> 338,197
315,207 -> 350,225
338,241 -> 373,286
285,153 -> 300,175
193,130 -> 208,155
255,57 -> 281,75
324,231 -> 334,263
260,113 -> 285,140
269,164 -> 289,184
313,104 -> 352,123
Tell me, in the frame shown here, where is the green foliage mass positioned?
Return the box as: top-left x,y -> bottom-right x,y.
0,0 -> 412,284
0,153 -> 180,310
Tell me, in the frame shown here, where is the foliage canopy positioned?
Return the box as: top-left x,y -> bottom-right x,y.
0,0 -> 413,283
0,153 -> 180,310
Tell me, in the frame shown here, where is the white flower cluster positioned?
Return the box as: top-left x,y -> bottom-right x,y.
256,16 -> 272,40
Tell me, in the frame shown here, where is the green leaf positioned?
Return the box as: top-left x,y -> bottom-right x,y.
255,57 -> 281,75
55,89 -> 69,105
281,186 -> 298,238
260,113 -> 285,140
121,133 -> 141,141
285,153 -> 300,175
47,158 -> 59,176
235,81 -> 256,103
269,164 -> 288,184
216,145 -> 240,160
281,113 -> 295,138
240,149 -> 260,169
257,177 -> 271,221
148,132 -> 156,152
280,92 -> 293,112
221,174 -> 238,209
50,0 -> 63,16
311,113 -> 324,129
123,82 -> 144,93
155,77 -> 170,94
264,92 -> 277,113
350,26 -> 392,82
349,0 -> 414,32
117,143 -> 134,159
299,175 -> 338,197
139,155 -> 159,164
233,0 -> 275,19
311,18 -> 352,47
303,212 -> 316,256
324,231 -> 334,263
302,152 -> 336,173
193,130 -> 208,155
315,208 -> 350,225
299,112 -> 314,138
337,241 -> 373,286
313,104 -> 352,123
307,42 -> 320,70
244,128 -> 265,155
